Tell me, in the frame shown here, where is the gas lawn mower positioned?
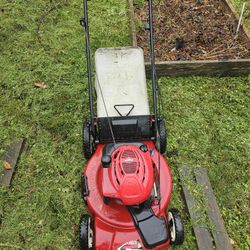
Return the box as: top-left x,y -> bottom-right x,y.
79,0 -> 184,249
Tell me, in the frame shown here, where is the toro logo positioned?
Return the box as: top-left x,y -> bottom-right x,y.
123,158 -> 134,163
117,240 -> 142,250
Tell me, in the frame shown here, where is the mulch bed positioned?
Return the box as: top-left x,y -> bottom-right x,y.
134,0 -> 250,61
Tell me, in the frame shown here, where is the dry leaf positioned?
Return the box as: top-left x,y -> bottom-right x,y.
230,238 -> 239,248
3,160 -> 12,170
34,80 -> 47,89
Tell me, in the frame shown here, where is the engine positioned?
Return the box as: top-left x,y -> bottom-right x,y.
102,144 -> 154,206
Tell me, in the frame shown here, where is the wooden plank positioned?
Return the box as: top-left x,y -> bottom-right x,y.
195,168 -> 233,250
179,165 -> 214,250
222,0 -> 250,40
128,0 -> 137,47
145,59 -> 250,77
0,139 -> 24,187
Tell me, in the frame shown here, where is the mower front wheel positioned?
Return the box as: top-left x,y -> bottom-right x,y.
83,121 -> 94,159
79,214 -> 94,250
167,208 -> 184,245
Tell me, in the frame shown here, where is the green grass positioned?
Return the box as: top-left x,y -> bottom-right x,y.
0,0 -> 249,249
161,76 -> 250,249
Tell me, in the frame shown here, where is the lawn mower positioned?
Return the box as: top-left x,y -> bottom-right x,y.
79,0 -> 184,249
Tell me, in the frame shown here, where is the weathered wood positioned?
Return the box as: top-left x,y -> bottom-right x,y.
145,59 -> 250,77
0,139 -> 24,187
128,0 -> 137,47
222,0 -> 250,40
179,165 -> 214,250
195,168 -> 233,250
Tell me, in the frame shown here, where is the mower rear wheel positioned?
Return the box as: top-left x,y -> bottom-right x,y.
167,208 -> 184,245
83,121 -> 94,159
79,214 -> 94,250
157,117 -> 167,154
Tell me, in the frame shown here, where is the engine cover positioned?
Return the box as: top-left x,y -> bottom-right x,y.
102,144 -> 154,206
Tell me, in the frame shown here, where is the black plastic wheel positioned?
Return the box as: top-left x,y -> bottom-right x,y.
79,214 -> 94,250
80,174 -> 88,204
83,121 -> 94,159
167,208 -> 184,245
157,117 -> 167,154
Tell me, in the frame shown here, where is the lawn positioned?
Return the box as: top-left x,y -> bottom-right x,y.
0,0 -> 249,249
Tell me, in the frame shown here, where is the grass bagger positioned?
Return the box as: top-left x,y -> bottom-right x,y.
79,0 -> 184,249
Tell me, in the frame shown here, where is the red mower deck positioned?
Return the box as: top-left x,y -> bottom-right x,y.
84,142 -> 172,249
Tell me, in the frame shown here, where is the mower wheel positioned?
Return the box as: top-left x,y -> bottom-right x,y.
167,208 -> 184,245
81,174 -> 89,204
157,117 -> 167,154
83,121 -> 94,159
79,214 -> 94,250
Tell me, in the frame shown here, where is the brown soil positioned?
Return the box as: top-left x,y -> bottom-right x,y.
134,0 -> 250,61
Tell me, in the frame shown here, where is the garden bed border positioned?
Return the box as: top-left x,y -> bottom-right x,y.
128,0 -> 250,77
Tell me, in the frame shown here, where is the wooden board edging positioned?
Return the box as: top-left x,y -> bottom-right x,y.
0,139 -> 25,187
179,165 -> 233,250
179,165 -> 214,250
145,59 -> 250,77
195,168 -> 233,250
128,0 -> 137,47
